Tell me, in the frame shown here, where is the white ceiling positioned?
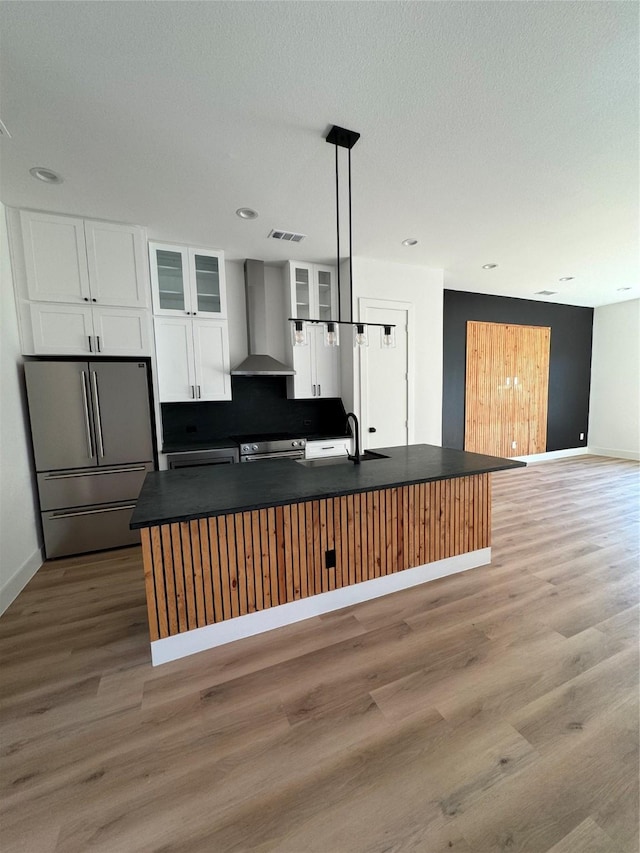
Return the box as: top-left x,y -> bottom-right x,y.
0,1 -> 638,308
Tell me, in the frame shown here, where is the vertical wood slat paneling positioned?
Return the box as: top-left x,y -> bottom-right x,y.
141,475 -> 491,640
465,320 -> 551,457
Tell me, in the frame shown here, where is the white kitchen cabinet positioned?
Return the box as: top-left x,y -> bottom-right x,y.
149,243 -> 227,319
29,303 -> 152,357
287,261 -> 337,322
154,317 -> 231,402
19,210 -> 148,308
287,323 -> 340,400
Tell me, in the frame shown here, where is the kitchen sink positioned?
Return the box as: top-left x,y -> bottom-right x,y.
296,451 -> 389,468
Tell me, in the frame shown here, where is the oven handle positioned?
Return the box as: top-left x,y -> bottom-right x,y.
241,451 -> 304,462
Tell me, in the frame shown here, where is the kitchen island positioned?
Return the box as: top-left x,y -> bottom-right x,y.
131,444 -> 524,664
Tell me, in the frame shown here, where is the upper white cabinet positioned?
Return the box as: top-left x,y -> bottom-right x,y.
19,210 -> 148,308
288,261 -> 337,322
154,317 -> 231,402
29,303 -> 151,357
149,243 -> 227,318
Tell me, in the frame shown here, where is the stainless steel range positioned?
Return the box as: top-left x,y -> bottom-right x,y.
234,434 -> 307,463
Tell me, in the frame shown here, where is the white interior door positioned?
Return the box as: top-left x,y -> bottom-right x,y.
359,300 -> 411,449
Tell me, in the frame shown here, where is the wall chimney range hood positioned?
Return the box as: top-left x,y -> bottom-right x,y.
231,260 -> 295,376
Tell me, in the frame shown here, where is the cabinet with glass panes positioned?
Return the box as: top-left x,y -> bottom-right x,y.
287,262 -> 337,323
149,243 -> 226,318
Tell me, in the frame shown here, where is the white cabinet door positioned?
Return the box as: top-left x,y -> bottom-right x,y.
85,221 -> 149,308
189,249 -> 226,318
154,318 -> 196,402
314,266 -> 337,322
21,211 -> 91,303
29,303 -> 94,355
313,327 -> 340,398
149,243 -> 192,316
92,307 -> 152,356
289,343 -> 315,399
192,320 -> 231,400
288,261 -> 314,320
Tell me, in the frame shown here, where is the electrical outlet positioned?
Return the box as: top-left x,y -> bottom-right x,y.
580,432 -> 585,441
511,440 -> 517,449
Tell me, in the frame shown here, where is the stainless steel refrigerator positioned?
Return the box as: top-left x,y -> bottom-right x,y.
24,360 -> 155,559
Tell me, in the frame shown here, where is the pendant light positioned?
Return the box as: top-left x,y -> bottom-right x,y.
289,124 -> 395,347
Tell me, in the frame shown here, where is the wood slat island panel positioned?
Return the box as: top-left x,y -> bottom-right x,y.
141,474 -> 491,641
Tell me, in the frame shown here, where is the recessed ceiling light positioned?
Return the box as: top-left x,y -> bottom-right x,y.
482,263 -> 497,269
617,287 -> 632,291
29,166 -> 63,184
236,207 -> 258,220
559,276 -> 574,282
402,238 -> 418,246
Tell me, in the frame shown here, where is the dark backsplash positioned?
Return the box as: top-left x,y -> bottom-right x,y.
161,376 -> 348,448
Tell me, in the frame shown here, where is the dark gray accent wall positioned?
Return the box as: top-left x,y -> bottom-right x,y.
442,290 -> 593,452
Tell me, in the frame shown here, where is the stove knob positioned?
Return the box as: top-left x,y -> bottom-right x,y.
242,445 -> 249,453
252,444 -> 258,451
292,441 -> 298,447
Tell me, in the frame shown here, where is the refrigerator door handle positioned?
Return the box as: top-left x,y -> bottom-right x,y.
80,371 -> 95,459
49,504 -> 137,519
91,371 -> 105,458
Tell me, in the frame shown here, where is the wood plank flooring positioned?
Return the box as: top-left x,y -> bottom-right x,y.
1,455 -> 638,853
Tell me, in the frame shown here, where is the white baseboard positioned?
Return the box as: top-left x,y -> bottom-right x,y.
150,547 -> 491,666
513,447 -> 589,463
0,547 -> 44,616
586,446 -> 640,461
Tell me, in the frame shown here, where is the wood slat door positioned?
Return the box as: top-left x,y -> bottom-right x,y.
465,321 -> 550,457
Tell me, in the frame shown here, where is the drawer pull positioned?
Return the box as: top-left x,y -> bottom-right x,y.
50,504 -> 136,520
44,466 -> 147,480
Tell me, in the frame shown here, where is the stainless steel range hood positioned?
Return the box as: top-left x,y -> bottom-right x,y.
231,260 -> 295,376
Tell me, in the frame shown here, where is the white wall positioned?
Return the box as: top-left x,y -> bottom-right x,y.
588,298 -> 640,460
0,203 -> 43,614
345,257 -> 444,445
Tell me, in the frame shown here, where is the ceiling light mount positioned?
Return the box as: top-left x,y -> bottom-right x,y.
236,207 -> 258,220
402,238 -> 418,247
482,263 -> 498,270
29,167 -> 63,184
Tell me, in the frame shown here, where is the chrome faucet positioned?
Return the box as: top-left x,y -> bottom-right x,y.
346,412 -> 361,464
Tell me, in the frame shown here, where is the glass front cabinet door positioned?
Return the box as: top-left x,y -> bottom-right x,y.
287,262 -> 336,321
150,242 -> 226,318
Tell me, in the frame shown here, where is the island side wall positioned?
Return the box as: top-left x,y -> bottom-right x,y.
140,474 -> 490,643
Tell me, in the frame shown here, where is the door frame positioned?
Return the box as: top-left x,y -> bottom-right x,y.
358,297 -> 415,447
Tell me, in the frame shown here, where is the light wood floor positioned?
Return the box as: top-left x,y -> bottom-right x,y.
1,455 -> 638,853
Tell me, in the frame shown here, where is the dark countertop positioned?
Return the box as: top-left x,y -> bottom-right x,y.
131,444 -> 525,529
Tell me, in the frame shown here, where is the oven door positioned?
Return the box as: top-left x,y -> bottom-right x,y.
241,450 -> 305,463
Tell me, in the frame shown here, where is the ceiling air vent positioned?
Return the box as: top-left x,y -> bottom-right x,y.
268,228 -> 307,243
535,290 -> 557,296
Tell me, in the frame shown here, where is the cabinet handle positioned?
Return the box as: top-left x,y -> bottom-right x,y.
190,385 -> 195,399
96,336 -> 101,353
312,384 -> 316,396
318,384 -> 321,396
83,297 -> 89,302
197,385 -> 201,399
92,298 -> 97,303
368,427 -> 377,433
88,335 -> 93,353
